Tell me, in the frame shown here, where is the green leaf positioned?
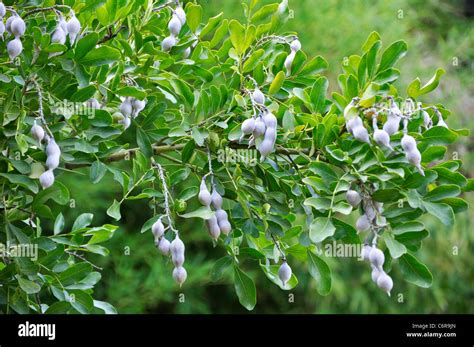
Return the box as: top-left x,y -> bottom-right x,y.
310,76 -> 328,114
228,20 -> 245,54
106,200 -> 122,221
71,85 -> 97,102
251,3 -> 279,21
93,300 -> 117,314
372,188 -> 402,202
398,253 -> 433,288
211,256 -> 233,282
186,4 -> 202,32
79,46 -> 121,66
90,160 -> 107,184
309,217 -> 336,243
392,221 -> 425,235
307,251 -> 332,295
424,185 -> 460,202
377,40 -> 407,72
72,213 -> 94,231
407,68 -> 445,98
243,49 -> 264,72
361,31 -> 381,52
18,277 -> 41,294
422,201 -> 454,226
269,71 -> 285,95
54,213 -> 65,235
75,32 -> 99,60
180,207 -> 214,219
383,233 -> 407,259
136,128 -> 153,158
233,265 -> 256,311
0,173 -> 38,194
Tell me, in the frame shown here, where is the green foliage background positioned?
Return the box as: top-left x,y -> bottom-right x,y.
53,0 -> 473,313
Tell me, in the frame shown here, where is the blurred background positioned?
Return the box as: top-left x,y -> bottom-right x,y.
60,0 -> 473,313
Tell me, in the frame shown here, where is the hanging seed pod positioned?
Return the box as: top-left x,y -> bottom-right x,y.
405,148 -> 425,176
175,5 -> 186,25
373,128 -> 393,150
369,247 -> 384,268
66,14 -> 81,43
172,252 -> 185,267
352,125 -> 370,143
170,234 -> 185,257
252,88 -> 265,105
59,16 -> 68,34
183,46 -> 191,59
51,26 -> 66,45
45,153 -> 60,170
5,15 -> 15,34
284,50 -> 295,75
132,99 -> 146,118
46,139 -> 60,157
31,122 -> 45,142
39,170 -> 55,189
168,14 -> 182,36
401,134 -> 416,152
253,117 -> 266,137
346,116 -> 363,135
152,218 -> 165,239
241,118 -> 256,135
356,214 -> 370,233
157,237 -> 171,255
437,114 -> 448,128
7,37 -> 22,60
119,98 -> 133,117
0,3 -> 5,18
206,215 -> 221,240
172,266 -> 187,286
364,203 -> 376,221
198,179 -> 212,206
211,189 -> 223,209
376,271 -> 393,296
361,244 -> 372,261
290,39 -> 301,51
370,264 -> 381,283
278,261 -> 292,286
11,16 -> 25,37
258,138 -> 274,160
162,35 -> 176,52
346,190 -> 361,207
0,21 -> 5,39
119,115 -> 131,129
262,110 -> 277,128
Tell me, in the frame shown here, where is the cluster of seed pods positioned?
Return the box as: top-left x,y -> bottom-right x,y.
30,121 -> 61,190
161,3 -> 186,53
240,87 -> 279,161
284,38 -> 301,75
152,163 -> 187,287
198,174 -> 231,240
361,244 -> 393,296
119,97 -> 146,129
346,188 -> 384,235
49,12 -> 81,53
345,96 -> 450,176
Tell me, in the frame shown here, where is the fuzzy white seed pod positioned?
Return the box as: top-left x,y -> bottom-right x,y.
7,38 -> 22,60
5,15 -> 15,34
168,14 -> 182,36
376,271 -> 393,296
172,266 -> 187,286
278,261 -> 292,286
51,27 -> 67,45
361,244 -> 372,261
132,99 -> 146,117
0,3 -> 5,18
198,180 -> 212,206
437,115 -> 448,128
119,115 -> 131,130
215,209 -> 228,224
355,214 -> 370,233
46,139 -> 61,157
262,111 -> 277,128
253,117 -> 266,137
66,15 -> 81,43
278,0 -> 288,14
157,237 -> 171,255
119,99 -> 132,118
162,35 -> 176,52
152,218 -> 165,239
369,247 -> 384,268
374,201 -> 383,213
346,116 -> 363,135
373,129 -> 393,150
45,153 -> 60,170
401,134 -> 416,152
11,16 -> 25,37
206,215 -> 221,240
284,50 -> 295,75
172,252 -> 185,267
31,123 -> 45,142
183,46 -> 191,59
175,6 -> 186,25
258,138 -> 274,160
170,234 -> 185,256
290,39 -> 301,51
252,88 -> 265,105
346,190 -> 361,208
211,189 -> 223,209
0,21 -> 5,39
39,170 -> 55,189
352,125 -> 370,144
218,220 -> 231,235
406,148 -> 425,176
241,118 -> 256,135
263,126 -> 277,143
422,110 -> 432,129
382,116 -> 400,136
371,265 -> 381,283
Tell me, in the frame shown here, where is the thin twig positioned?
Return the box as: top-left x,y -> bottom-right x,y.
65,250 -> 103,270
